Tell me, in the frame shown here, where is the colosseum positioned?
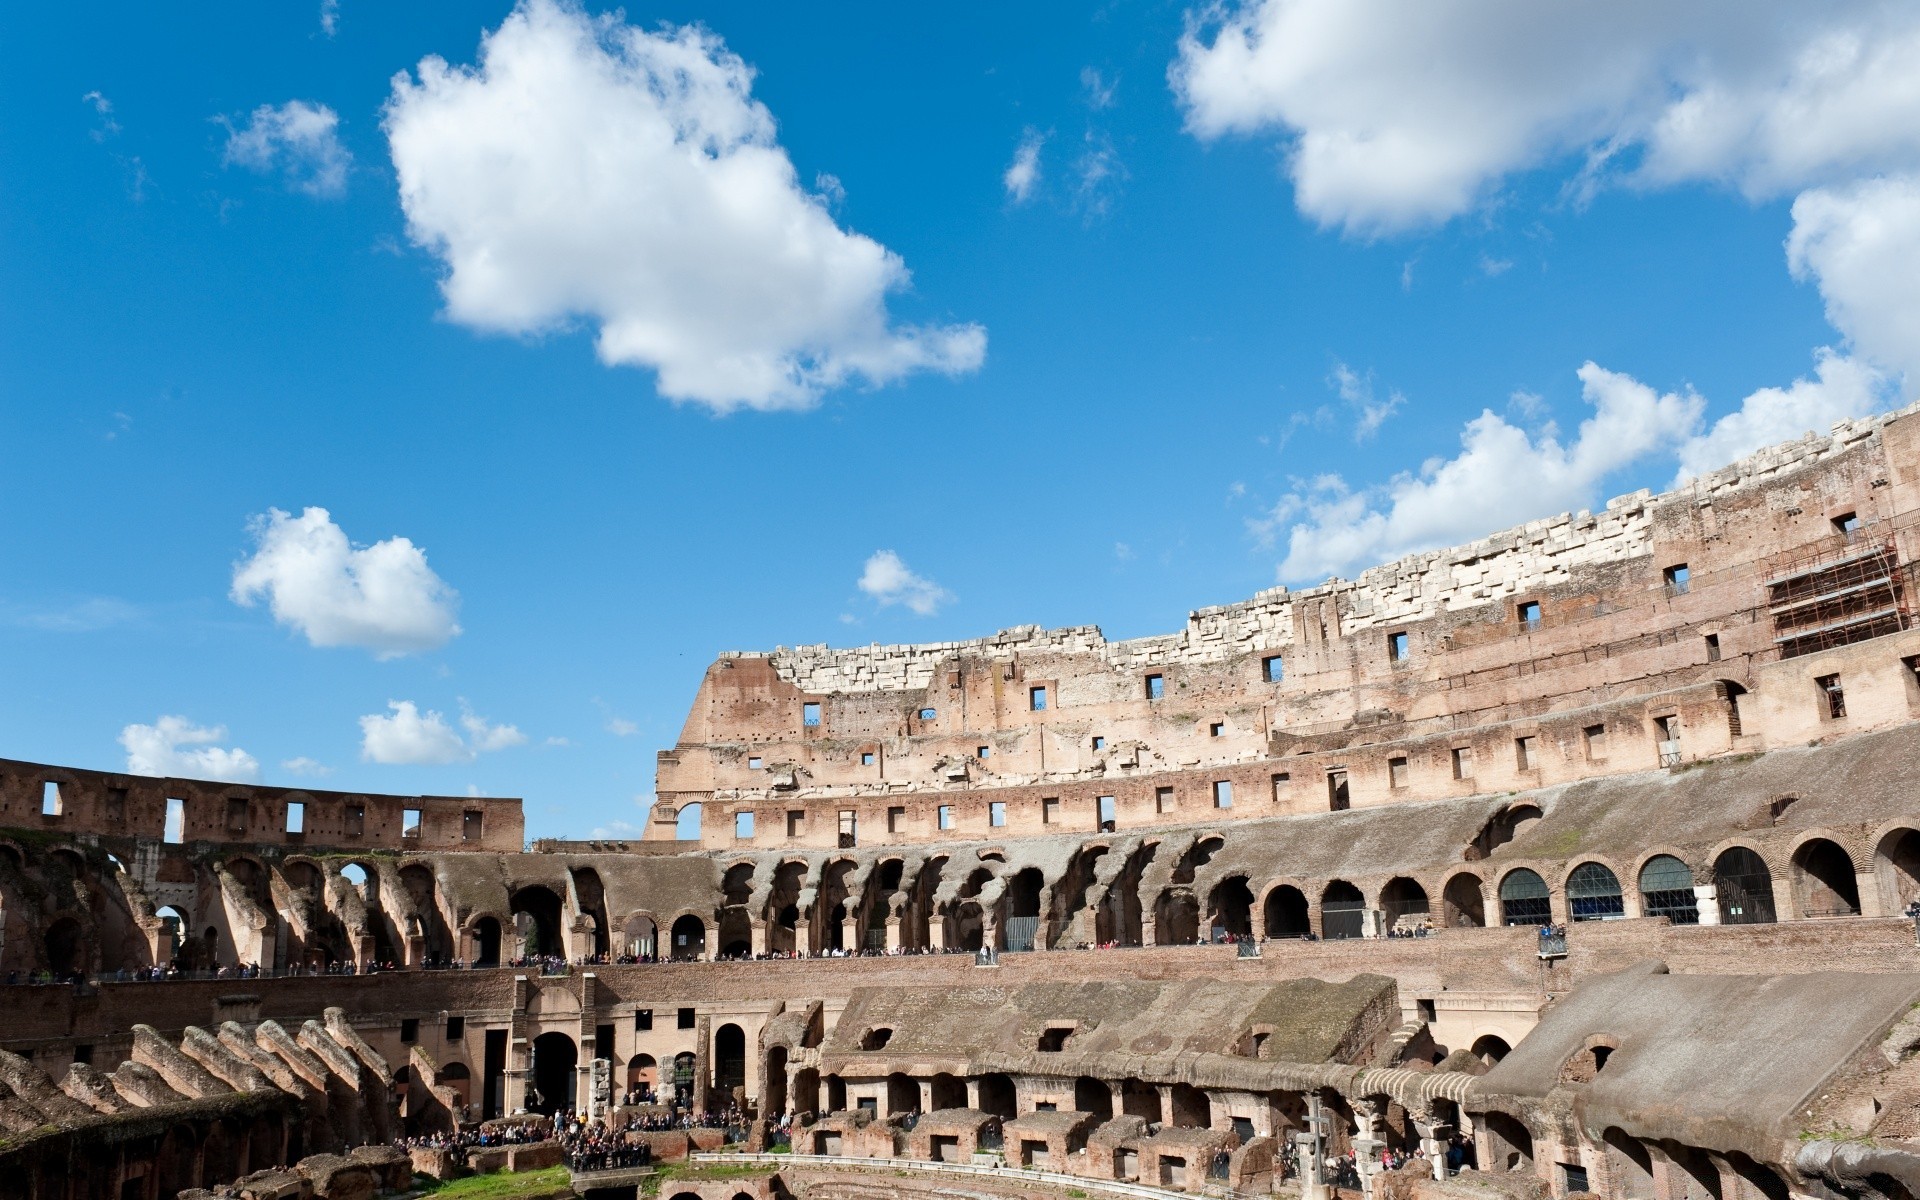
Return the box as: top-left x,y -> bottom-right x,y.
12,408 -> 1920,1200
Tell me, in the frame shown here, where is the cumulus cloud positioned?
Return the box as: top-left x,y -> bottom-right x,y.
1673,350 -> 1889,483
231,507 -> 461,659
359,700 -> 524,765
282,756 -> 333,777
121,717 -> 261,783
221,101 -> 352,197
320,0 -> 339,37
1005,130 -> 1045,203
857,550 -> 952,616
383,0 -> 984,412
1173,2 -> 1920,234
1255,363 -> 1704,581
1788,175 -> 1920,390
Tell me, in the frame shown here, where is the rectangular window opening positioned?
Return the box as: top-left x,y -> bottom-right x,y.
677,1007 -> 696,1030
734,810 -> 755,839
1705,633 -> 1721,662
989,801 -> 1007,827
1818,674 -> 1847,719
1041,797 -> 1061,825
886,806 -> 905,834
860,751 -> 875,766
635,1009 -> 653,1031
400,1019 -> 419,1044
104,787 -> 126,822
1212,780 -> 1233,809
786,810 -> 804,838
1834,511 -> 1862,537
917,708 -> 936,720
748,756 -> 763,770
1584,724 -> 1607,762
285,801 -> 305,834
1518,601 -> 1542,628
938,805 -> 955,831
976,745 -> 990,758
1262,655 -> 1285,684
802,702 -> 822,727
1387,631 -> 1410,662
1029,686 -> 1048,711
1145,674 -> 1164,700
345,804 -> 365,838
227,796 -> 249,833
1516,736 -> 1539,772
463,809 -> 484,842
1328,771 -> 1350,812
40,781 -> 63,818
1208,722 -> 1225,738
1388,757 -> 1409,789
164,797 -> 185,844
837,809 -> 856,849
1664,563 -> 1691,595
403,807 -> 421,837
1091,736 -> 1105,751
1270,773 -> 1290,803
446,1016 -> 465,1040
1155,786 -> 1175,815
1451,747 -> 1474,780
1097,795 -> 1116,832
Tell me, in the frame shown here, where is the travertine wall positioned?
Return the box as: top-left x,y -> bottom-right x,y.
658,403 -> 1920,849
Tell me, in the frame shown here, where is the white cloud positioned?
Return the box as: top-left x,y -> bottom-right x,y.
231,507 -> 461,659
383,0 -> 984,412
1672,349 -> 1890,484
605,717 -> 639,737
1073,131 -> 1126,219
1257,362 -> 1703,581
1172,2 -> 1920,235
1005,130 -> 1045,204
1330,362 -> 1403,441
221,101 -> 352,198
1081,67 -> 1117,110
82,91 -> 120,140
857,550 -> 952,616
1788,175 -> 1920,390
320,0 -> 339,37
121,717 -> 261,783
282,756 -> 333,777
359,699 -> 523,765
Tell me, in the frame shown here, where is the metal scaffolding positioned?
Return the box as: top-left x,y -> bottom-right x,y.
1764,532 -> 1910,658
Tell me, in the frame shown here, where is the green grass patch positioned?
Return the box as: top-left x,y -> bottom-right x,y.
415,1165 -> 574,1200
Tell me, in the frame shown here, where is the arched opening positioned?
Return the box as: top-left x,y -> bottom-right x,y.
1208,876 -> 1255,941
1379,877 -> 1430,931
570,867 -> 610,959
1603,1128 -> 1655,1198
931,1073 -> 966,1111
1877,829 -> 1920,916
763,1047 -> 787,1114
155,904 -> 190,963
824,1073 -> 846,1112
714,1023 -> 746,1101
1713,847 -> 1776,925
439,1061 -> 472,1109
1169,1083 -> 1210,1128
791,1068 -> 820,1117
1264,885 -> 1310,938
886,1072 -> 920,1115
1792,838 -> 1861,917
673,1052 -> 698,1107
530,1032 -> 577,1115
1074,1077 -> 1113,1120
1471,1035 -> 1510,1065
627,1054 -> 658,1097
1638,856 -> 1699,924
1717,680 -> 1748,740
949,900 -> 985,951
44,917 -> 83,975
1153,889 -> 1200,945
859,1027 -> 893,1051
669,914 -> 706,960
976,1073 -> 1016,1120
1120,1078 -> 1161,1122
471,917 -> 502,966
622,914 -> 657,959
1480,1111 -> 1532,1171
1566,862 -> 1625,921
717,908 -> 753,959
675,802 -> 704,840
400,865 -> 453,962
508,886 -> 564,957
1469,804 -> 1542,859
1497,869 -> 1551,926
1442,874 -> 1486,927
1320,881 -> 1364,940
1002,868 -> 1043,951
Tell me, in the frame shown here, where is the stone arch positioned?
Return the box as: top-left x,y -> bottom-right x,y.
886,1072 -> 919,1115
530,1032 -> 576,1114
1074,1076 -> 1113,1120
467,914 -> 503,966
44,916 -> 85,975
1153,887 -> 1200,945
1442,872 -> 1486,927
1169,1083 -> 1210,1128
976,1072 -> 1016,1120
1320,880 -> 1364,939
1711,845 -> 1776,925
570,867 -> 611,958
948,900 -> 985,951
399,864 -> 452,962
1207,875 -> 1255,940
1565,861 -> 1625,922
714,1023 -> 747,1097
1000,866 -> 1044,951
1788,832 -> 1862,919
508,885 -> 565,957
763,1046 -> 787,1114
1874,825 -> 1920,916
627,1054 -> 657,1095
621,912 -> 659,959
1262,884 -> 1310,938
1471,1034 -> 1511,1065
1496,868 -> 1551,926
669,913 -> 707,960
1604,1127 -> 1656,1199
1637,855 -> 1699,924
1379,877 -> 1430,929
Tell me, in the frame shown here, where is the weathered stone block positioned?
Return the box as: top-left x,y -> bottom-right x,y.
506,1142 -> 564,1171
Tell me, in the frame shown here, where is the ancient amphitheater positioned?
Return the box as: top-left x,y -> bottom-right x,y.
13,408 -> 1920,1200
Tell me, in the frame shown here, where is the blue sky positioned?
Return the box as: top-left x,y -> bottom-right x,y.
3,1 -> 1917,837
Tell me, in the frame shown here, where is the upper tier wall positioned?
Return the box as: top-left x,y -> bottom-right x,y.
0,757 -> 525,852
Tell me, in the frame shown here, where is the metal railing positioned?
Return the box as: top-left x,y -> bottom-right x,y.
691,1152 -> 1256,1200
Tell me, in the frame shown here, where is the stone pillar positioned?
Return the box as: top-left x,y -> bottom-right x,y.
751,920 -> 768,956
928,916 -> 946,952
1694,884 -> 1720,925
842,914 -> 859,953
1411,1105 -> 1452,1181
1858,869 -> 1886,918
795,918 -> 812,957
1350,1098 -> 1384,1200
1298,1093 -> 1331,1200
965,1078 -> 982,1109
886,918 -> 902,952
703,923 -> 719,961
